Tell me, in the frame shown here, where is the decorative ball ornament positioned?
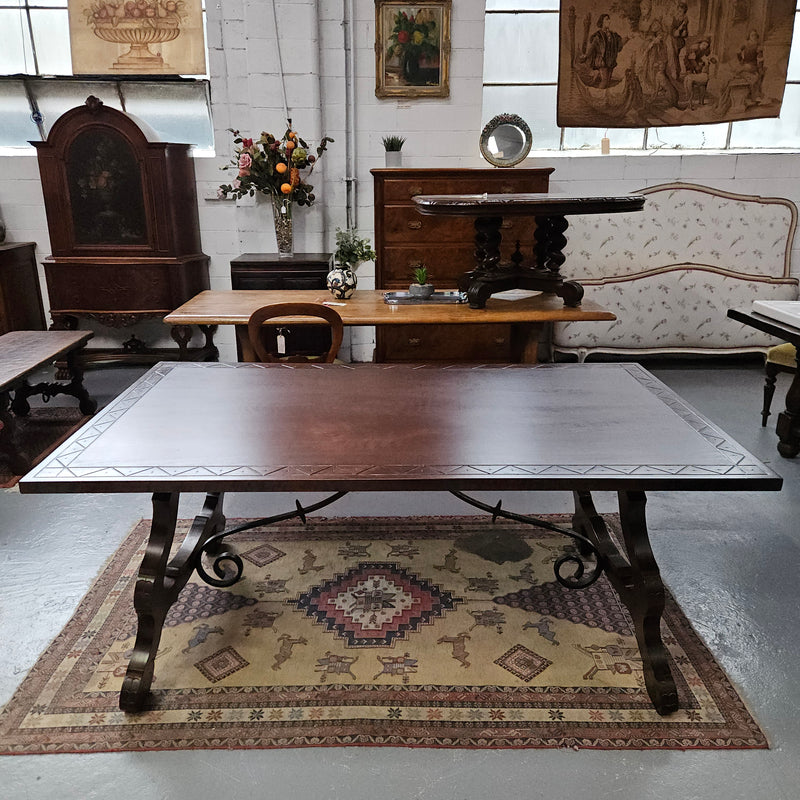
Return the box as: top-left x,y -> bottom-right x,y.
326,266 -> 357,299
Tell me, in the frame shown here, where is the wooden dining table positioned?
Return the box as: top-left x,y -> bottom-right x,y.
163,288 -> 616,363
20,361 -> 781,715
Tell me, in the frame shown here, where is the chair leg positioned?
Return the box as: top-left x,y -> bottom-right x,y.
762,362 -> 781,426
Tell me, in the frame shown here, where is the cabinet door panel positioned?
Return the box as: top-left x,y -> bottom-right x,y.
45,264 -> 174,311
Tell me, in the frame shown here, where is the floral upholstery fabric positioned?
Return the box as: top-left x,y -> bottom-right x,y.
553,183 -> 799,359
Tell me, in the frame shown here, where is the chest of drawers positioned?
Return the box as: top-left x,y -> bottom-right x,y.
372,167 -> 552,361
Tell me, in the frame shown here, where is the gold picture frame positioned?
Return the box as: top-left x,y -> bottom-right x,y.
375,1 -> 451,99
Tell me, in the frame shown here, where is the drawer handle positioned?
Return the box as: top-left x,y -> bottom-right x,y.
409,186 -> 423,196
407,220 -> 422,230
408,337 -> 422,347
408,260 -> 423,269
501,220 -> 513,229
494,337 -> 507,345
501,185 -> 515,193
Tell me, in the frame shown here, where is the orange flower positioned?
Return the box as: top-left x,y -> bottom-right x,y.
280,183 -> 292,194
275,162 -> 288,174
290,167 -> 300,187
285,140 -> 295,151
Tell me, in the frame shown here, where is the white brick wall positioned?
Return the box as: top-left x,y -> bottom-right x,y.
2,0 -> 800,362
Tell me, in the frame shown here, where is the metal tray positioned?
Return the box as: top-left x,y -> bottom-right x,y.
383,290 -> 468,305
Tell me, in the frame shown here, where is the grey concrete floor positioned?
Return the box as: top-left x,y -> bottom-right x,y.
1,359 -> 799,800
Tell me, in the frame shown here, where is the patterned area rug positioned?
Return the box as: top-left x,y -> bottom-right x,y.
0,515 -> 767,753
0,407 -> 89,489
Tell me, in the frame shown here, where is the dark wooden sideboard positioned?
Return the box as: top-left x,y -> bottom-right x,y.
371,167 -> 553,361
230,252 -> 333,359
0,242 -> 46,335
32,96 -> 212,366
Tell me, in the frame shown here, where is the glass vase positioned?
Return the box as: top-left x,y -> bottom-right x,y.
271,195 -> 293,258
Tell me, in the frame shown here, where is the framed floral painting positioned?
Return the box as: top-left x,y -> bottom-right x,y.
375,1 -> 451,98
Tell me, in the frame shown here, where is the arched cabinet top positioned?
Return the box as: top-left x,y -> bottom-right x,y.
33,95 -> 202,259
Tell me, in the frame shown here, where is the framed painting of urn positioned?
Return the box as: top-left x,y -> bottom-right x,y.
375,0 -> 451,98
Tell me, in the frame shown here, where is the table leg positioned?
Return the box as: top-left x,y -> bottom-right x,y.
776,368 -> 800,458
572,489 -> 678,715
510,322 -> 543,364
0,389 -> 29,475
236,324 -> 257,362
120,490 -> 226,712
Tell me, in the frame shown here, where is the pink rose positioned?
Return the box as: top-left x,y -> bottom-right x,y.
232,179 -> 241,190
238,152 -> 252,177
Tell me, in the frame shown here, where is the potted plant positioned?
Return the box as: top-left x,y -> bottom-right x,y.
326,227 -> 377,299
409,265 -> 434,299
382,135 -> 406,167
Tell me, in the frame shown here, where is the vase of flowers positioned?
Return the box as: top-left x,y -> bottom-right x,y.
218,121 -> 333,258
326,227 -> 377,299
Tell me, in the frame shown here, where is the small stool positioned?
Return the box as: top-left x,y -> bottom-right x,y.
762,342 -> 797,426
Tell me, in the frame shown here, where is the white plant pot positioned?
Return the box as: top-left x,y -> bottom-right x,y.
385,150 -> 403,168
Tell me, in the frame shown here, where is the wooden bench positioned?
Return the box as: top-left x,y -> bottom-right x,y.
551,182 -> 799,360
0,331 -> 97,474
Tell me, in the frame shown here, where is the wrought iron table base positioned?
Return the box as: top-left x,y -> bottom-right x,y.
120,487 -> 678,717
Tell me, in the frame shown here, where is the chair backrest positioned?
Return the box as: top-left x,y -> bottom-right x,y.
246,302 -> 344,363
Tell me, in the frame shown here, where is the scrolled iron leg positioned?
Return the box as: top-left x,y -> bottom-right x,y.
572,490 -> 678,715
120,491 -> 226,712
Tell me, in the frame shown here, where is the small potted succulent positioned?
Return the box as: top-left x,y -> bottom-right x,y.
409,265 -> 434,300
326,227 -> 377,299
382,135 -> 406,167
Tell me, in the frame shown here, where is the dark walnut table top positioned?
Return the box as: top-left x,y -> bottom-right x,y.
20,362 -> 779,495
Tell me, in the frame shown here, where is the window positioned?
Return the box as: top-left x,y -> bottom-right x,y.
0,0 -> 212,150
483,1 -> 800,151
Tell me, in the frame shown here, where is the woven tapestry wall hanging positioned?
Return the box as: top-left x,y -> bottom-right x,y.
557,0 -> 796,128
68,0 -> 206,75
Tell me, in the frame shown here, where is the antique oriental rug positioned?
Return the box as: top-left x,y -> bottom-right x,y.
0,515 -> 767,753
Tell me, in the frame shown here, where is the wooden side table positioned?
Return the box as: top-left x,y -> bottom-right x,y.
230,253 -> 333,359
728,307 -> 800,457
414,193 -> 646,309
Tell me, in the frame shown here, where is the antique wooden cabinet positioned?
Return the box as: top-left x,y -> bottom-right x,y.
371,167 -> 553,361
32,96 -> 211,365
0,242 -> 46,335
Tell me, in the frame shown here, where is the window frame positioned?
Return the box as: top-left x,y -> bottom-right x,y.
483,5 -> 800,153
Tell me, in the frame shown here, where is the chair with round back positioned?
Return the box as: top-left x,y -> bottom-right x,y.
762,342 -> 797,426
246,302 -> 344,363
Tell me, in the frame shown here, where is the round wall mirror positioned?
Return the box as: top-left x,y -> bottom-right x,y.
480,113 -> 532,167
